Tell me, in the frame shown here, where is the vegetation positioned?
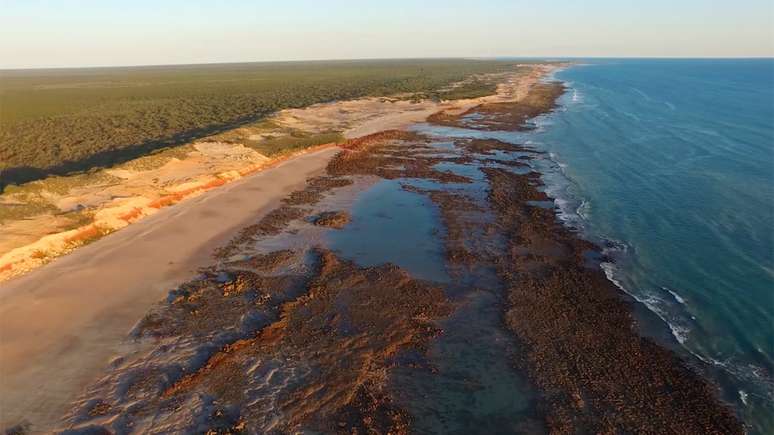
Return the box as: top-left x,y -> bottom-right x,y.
436,78 -> 499,100
246,131 -> 344,156
0,59 -> 526,189
0,170 -> 121,223
115,144 -> 196,172
410,75 -> 504,102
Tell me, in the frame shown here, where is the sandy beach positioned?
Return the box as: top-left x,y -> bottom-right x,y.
0,147 -> 339,430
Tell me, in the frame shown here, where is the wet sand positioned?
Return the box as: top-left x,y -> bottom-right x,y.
0,147 -> 339,431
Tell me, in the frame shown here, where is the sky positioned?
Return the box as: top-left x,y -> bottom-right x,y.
1,0 -> 773,68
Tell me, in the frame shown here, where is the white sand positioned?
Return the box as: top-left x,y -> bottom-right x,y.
0,147 -> 340,431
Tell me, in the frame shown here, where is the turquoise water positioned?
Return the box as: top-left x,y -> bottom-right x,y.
532,59 -> 773,432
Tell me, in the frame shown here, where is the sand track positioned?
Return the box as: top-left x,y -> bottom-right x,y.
0,147 -> 339,431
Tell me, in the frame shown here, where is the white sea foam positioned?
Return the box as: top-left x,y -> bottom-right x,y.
631,87 -> 652,101
536,77 -> 704,359
666,322 -> 691,344
664,286 -> 687,305
531,117 -> 551,131
601,262 -> 691,345
537,89 -> 696,350
541,151 -> 592,234
621,110 -> 641,122
569,88 -> 586,105
600,262 -> 624,289
576,199 -> 591,220
602,263 -> 774,404
739,390 -> 749,406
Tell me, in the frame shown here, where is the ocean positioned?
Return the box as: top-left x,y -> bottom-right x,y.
530,59 -> 774,432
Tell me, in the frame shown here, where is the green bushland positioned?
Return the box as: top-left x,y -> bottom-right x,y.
245,131 -> 345,157
0,170 -> 121,223
411,76 -> 502,102
0,59 -> 530,189
115,144 -> 196,172
437,78 -> 498,100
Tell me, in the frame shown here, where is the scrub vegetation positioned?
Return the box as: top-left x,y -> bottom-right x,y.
0,59 -> 524,189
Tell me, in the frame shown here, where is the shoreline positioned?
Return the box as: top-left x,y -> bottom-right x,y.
2,62 -> 742,433
16,70 -> 742,433
530,62 -> 772,431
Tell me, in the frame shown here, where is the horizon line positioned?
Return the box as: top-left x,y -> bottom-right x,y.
2,55 -> 773,72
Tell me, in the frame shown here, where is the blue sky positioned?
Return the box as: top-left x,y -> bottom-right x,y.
1,0 -> 772,68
